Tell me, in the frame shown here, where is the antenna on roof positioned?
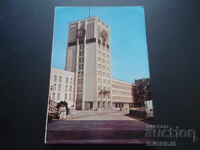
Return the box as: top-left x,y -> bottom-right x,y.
89,7 -> 90,18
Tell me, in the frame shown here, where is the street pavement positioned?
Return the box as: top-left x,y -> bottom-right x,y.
46,109 -> 151,144
67,109 -> 136,120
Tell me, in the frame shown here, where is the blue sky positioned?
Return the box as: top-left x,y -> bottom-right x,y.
51,6 -> 150,82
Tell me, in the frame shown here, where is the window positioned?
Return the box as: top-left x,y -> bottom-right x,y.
77,86 -> 82,92
50,85 -> 53,91
103,79 -> 106,84
69,94 -> 71,100
79,64 -> 83,69
65,94 -> 67,100
79,57 -> 84,63
70,86 -> 72,92
80,44 -> 84,50
65,85 -> 68,92
98,64 -> 101,68
59,76 -> 62,82
98,71 -> 101,75
54,75 -> 57,82
79,51 -> 84,56
70,78 -> 73,84
53,84 -> 56,90
58,84 -> 61,91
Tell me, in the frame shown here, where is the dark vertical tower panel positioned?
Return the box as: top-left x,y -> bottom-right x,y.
66,46 -> 77,72
68,24 -> 78,42
86,21 -> 95,39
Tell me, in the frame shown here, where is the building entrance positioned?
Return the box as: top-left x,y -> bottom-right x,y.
84,102 -> 93,110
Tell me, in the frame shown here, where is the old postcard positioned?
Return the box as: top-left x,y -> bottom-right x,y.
45,6 -> 153,144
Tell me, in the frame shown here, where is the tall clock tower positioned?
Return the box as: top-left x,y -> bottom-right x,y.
66,16 -> 112,110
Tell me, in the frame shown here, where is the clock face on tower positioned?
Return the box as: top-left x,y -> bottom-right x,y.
101,30 -> 108,45
101,30 -> 107,41
77,27 -> 85,39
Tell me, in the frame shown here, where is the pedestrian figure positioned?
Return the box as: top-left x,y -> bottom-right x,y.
66,103 -> 69,115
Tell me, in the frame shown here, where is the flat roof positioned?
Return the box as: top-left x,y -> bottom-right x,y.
68,16 -> 110,28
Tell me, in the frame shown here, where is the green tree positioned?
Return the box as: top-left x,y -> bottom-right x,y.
134,78 -> 151,107
56,101 -> 69,115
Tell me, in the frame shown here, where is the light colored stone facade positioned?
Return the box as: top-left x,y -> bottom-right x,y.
48,68 -> 75,107
66,16 -> 112,110
111,78 -> 134,109
48,17 -> 135,111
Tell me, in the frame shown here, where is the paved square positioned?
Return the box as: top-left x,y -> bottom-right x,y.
46,110 -> 151,144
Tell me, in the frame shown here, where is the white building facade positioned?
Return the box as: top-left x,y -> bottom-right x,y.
111,78 -> 135,109
48,68 -> 75,107
66,16 -> 112,110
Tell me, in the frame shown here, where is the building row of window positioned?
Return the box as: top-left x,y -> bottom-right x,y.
77,86 -> 83,92
53,75 -> 73,83
98,70 -> 110,77
98,64 -> 110,71
50,93 -> 72,101
79,57 -> 84,63
78,64 -> 84,70
98,51 -> 110,58
112,90 -> 132,96
78,71 -> 84,77
98,57 -> 110,64
77,78 -> 83,84
79,51 -> 84,56
112,96 -> 133,102
112,84 -> 132,91
98,93 -> 111,99
50,84 -> 73,92
98,78 -> 111,84
98,86 -> 111,91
